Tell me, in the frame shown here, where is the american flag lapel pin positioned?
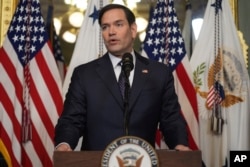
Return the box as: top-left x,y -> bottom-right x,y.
142,69 -> 148,73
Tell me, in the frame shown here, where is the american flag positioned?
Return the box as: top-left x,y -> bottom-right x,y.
51,29 -> 66,81
46,4 -> 66,82
0,0 -> 63,166
207,81 -> 225,108
141,0 -> 199,150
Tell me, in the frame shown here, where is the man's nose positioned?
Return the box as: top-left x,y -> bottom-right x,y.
109,26 -> 116,35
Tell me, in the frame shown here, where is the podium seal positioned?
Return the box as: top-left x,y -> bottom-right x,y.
101,136 -> 159,167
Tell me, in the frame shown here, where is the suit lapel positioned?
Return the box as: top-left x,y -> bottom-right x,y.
95,53 -> 150,110
96,54 -> 124,108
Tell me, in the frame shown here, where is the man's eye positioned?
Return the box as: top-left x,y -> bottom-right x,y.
117,23 -> 122,27
101,26 -> 107,30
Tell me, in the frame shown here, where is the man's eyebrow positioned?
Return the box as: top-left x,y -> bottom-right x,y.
114,19 -> 125,23
101,19 -> 125,25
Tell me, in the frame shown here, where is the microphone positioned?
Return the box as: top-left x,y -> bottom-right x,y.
122,53 -> 134,78
121,53 -> 133,136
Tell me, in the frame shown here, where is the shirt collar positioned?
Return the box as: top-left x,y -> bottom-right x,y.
109,51 -> 136,68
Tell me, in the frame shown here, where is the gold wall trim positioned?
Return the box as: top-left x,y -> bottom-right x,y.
0,0 -> 18,46
230,0 -> 238,28
230,0 -> 248,68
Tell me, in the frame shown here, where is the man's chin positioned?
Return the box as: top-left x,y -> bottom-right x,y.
108,49 -> 123,57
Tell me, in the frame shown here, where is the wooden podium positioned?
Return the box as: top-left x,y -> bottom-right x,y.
53,149 -> 202,167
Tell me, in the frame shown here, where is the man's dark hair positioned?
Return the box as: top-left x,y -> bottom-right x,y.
98,4 -> 136,26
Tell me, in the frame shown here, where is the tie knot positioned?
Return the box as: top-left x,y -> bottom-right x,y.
118,60 -> 122,67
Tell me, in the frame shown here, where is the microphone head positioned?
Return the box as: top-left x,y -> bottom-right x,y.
122,53 -> 134,77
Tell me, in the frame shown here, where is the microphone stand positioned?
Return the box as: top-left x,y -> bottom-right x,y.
121,52 -> 134,136
123,73 -> 131,136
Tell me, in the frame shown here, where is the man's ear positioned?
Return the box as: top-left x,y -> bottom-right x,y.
131,22 -> 137,39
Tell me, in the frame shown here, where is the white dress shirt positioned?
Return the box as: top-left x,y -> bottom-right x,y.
109,52 -> 135,86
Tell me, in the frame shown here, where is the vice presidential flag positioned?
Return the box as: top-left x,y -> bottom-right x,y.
0,0 -> 63,166
62,0 -> 109,98
141,0 -> 199,150
190,0 -> 250,166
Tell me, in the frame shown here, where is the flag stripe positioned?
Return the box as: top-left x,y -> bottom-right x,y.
20,147 -> 33,167
0,47 -> 23,105
40,44 -> 63,111
0,85 -> 21,166
28,56 -> 61,166
29,76 -> 55,140
174,70 -> 199,149
30,125 -> 52,167
176,62 -> 199,121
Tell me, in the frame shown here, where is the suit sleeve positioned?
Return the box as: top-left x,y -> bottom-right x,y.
54,66 -> 86,149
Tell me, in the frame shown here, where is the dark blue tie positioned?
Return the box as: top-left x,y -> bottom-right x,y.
118,62 -> 125,98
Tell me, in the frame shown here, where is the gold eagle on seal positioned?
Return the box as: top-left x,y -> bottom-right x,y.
193,48 -> 243,110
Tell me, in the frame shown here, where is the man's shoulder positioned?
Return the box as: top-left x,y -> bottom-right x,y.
75,54 -> 109,69
136,52 -> 168,68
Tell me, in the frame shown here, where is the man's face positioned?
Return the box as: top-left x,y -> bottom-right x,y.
100,9 -> 137,57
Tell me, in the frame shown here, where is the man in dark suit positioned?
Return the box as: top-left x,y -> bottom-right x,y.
54,4 -> 190,151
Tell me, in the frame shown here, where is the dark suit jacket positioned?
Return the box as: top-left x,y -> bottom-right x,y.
54,52 -> 188,150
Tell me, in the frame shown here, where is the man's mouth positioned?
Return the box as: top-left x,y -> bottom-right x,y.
109,39 -> 118,45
